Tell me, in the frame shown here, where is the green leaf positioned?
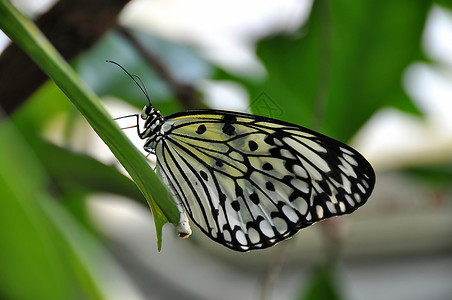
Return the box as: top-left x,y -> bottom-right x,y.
0,122 -> 96,300
0,130 -> 69,300
39,142 -> 146,202
435,0 -> 452,9
216,0 -> 430,141
0,0 -> 179,249
323,0 -> 429,139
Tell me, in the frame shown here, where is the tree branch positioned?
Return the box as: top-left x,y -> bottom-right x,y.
0,0 -> 130,115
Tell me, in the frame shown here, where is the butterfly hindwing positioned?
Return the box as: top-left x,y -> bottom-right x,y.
154,110 -> 375,251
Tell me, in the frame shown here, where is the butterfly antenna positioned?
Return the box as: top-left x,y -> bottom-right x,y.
106,60 -> 152,106
133,75 -> 151,105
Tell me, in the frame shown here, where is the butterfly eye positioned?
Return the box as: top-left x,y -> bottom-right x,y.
141,106 -> 149,120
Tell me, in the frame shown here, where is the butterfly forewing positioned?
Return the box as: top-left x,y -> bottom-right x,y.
152,110 -> 375,251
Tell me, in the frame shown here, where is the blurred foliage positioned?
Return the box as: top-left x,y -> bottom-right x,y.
77,30 -> 211,115
0,122 -> 106,300
216,0 -> 431,141
299,262 -> 342,300
405,164 -> 452,190
1,0 -> 452,299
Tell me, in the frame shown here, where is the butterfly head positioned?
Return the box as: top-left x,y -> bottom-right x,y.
140,105 -> 154,120
140,105 -> 164,137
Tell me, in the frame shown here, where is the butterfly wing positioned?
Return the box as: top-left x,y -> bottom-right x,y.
155,110 -> 375,251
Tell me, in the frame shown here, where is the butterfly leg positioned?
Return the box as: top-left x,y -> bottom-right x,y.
114,113 -> 143,136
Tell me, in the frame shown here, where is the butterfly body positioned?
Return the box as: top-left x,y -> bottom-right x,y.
137,106 -> 375,251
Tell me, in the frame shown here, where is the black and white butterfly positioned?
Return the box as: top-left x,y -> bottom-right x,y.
111,62 -> 375,252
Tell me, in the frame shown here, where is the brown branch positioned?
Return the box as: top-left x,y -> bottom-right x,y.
0,0 -> 130,115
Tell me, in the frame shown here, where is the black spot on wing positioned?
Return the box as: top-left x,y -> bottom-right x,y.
196,124 -> 206,134
265,181 -> 275,191
248,140 -> 258,151
262,162 -> 273,170
264,135 -> 275,145
200,170 -> 208,181
222,114 -> 237,136
249,192 -> 260,205
231,200 -> 240,211
235,184 -> 244,198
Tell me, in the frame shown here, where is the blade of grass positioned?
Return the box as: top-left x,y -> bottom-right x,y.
0,0 -> 179,250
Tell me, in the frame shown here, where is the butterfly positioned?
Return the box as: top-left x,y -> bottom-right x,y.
110,61 -> 375,252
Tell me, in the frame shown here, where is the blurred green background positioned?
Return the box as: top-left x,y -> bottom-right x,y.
1,0 -> 452,299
